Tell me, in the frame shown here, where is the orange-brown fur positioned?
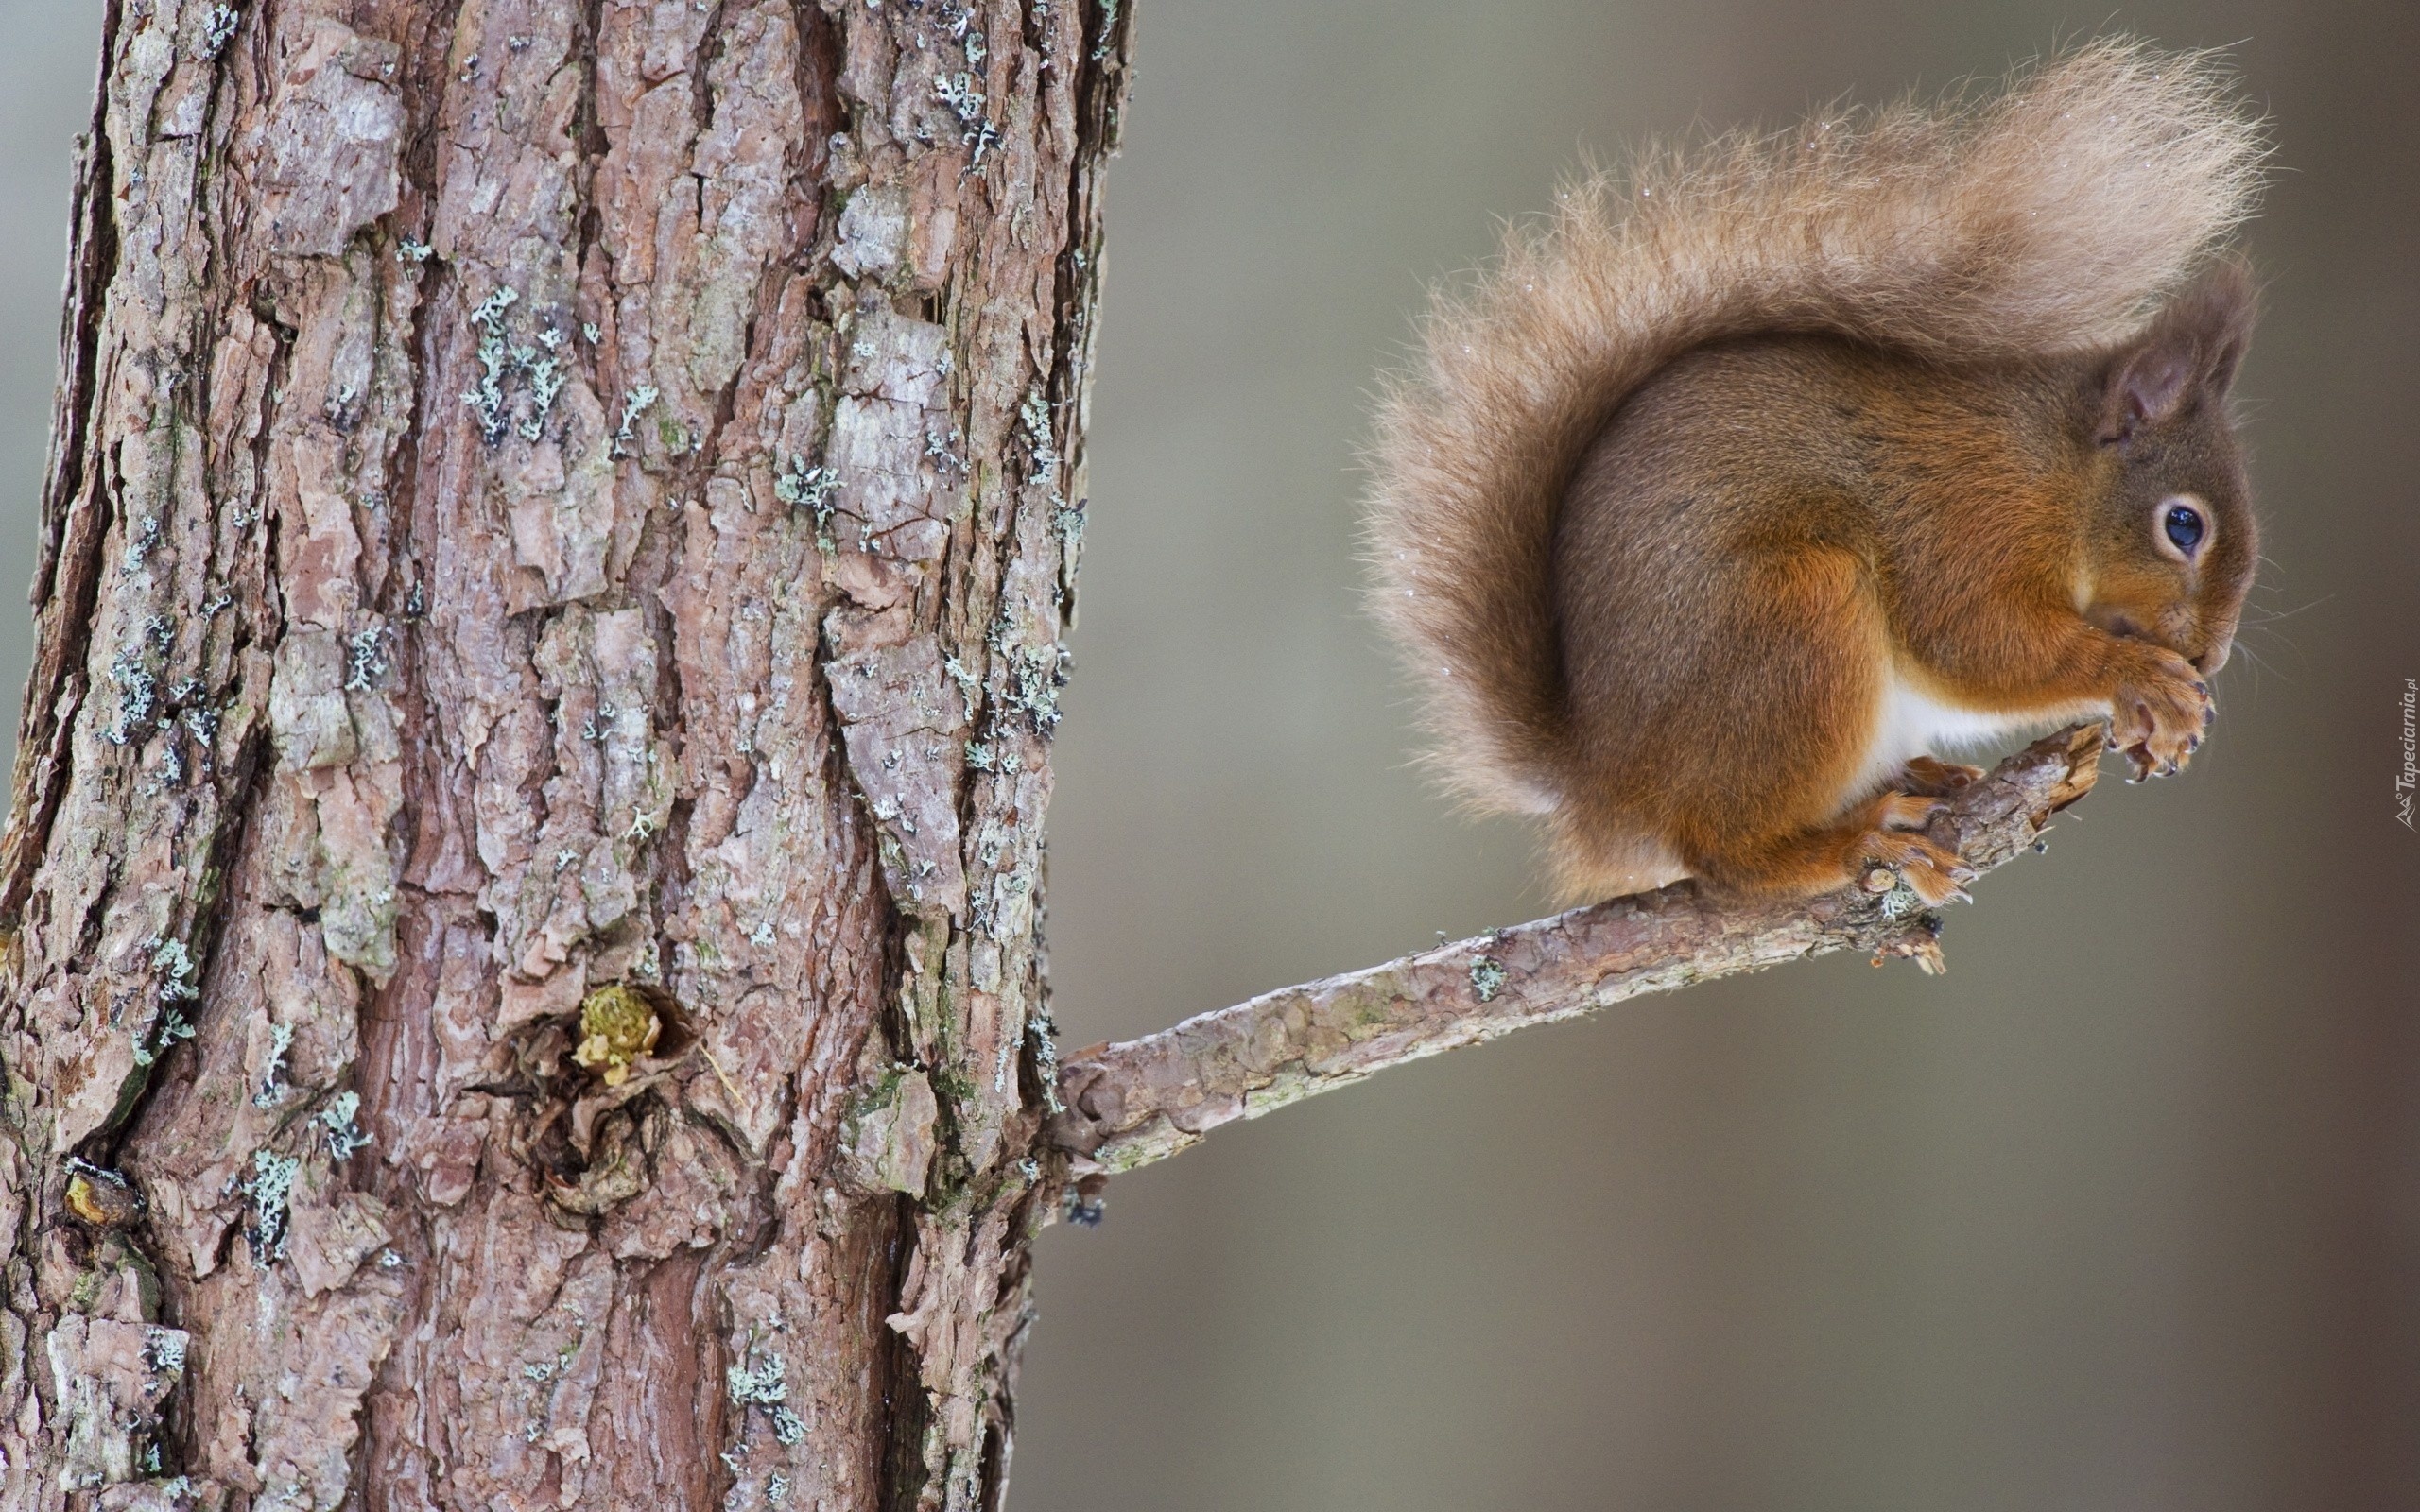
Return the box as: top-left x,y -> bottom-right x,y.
1367,43 -> 2266,903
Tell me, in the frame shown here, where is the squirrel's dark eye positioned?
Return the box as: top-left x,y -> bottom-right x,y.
2162,503 -> 2205,557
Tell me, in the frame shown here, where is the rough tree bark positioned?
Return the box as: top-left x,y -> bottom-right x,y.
0,1 -> 1132,1506
0,4 -> 2135,1506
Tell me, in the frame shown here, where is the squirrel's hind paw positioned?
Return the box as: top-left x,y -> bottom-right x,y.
1686,788 -> 1973,904
1858,827 -> 1971,905
1895,756 -> 1986,797
1852,786 -> 1972,903
1873,792 -> 1950,831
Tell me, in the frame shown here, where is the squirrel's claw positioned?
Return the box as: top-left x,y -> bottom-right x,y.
2109,648 -> 2213,782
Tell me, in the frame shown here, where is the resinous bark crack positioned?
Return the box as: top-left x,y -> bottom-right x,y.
0,2 -> 1134,1508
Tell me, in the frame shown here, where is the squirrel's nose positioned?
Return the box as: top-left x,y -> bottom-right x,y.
2191,641 -> 2231,676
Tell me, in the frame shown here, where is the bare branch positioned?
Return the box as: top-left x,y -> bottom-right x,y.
1050,724 -> 2105,1176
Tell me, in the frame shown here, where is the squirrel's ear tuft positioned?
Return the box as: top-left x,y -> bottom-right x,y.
2099,258 -> 2257,442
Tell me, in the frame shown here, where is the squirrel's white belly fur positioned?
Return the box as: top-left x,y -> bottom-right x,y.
1546,664 -> 2109,895
1844,664 -> 2109,813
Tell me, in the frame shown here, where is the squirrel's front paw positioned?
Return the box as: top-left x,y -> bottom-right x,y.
2108,649 -> 2212,782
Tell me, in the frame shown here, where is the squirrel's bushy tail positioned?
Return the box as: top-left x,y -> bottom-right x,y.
1367,40 -> 2265,816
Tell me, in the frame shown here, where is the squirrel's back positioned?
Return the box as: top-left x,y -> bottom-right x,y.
1366,41 -> 2264,822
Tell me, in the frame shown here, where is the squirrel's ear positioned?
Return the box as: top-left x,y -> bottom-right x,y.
2098,259 -> 2257,443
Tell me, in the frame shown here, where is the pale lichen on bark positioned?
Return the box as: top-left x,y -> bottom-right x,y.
1,0 -> 1134,1507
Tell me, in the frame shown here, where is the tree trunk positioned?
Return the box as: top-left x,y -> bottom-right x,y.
0,1 -> 1130,1505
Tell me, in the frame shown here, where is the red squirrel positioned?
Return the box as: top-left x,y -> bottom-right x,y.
1368,42 -> 2267,905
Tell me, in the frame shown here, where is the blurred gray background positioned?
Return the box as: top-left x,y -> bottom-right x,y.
2,3 -> 2412,1509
